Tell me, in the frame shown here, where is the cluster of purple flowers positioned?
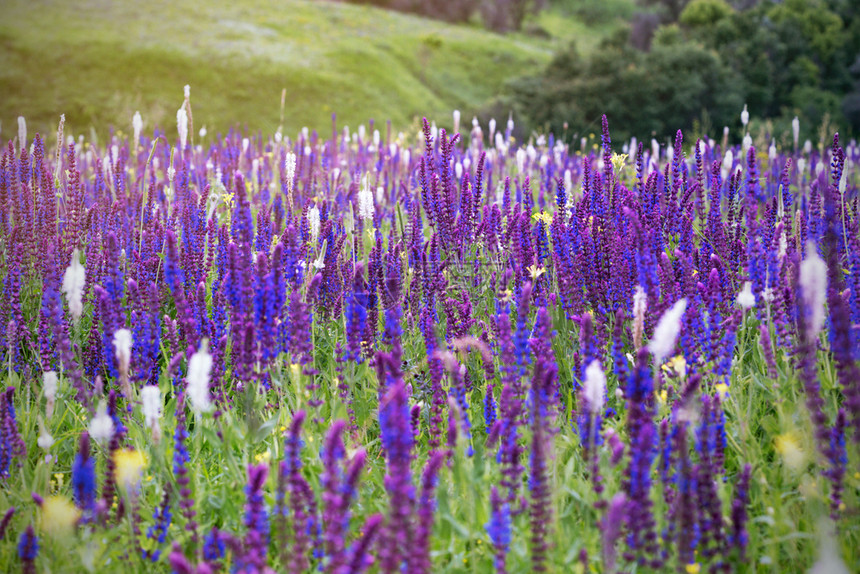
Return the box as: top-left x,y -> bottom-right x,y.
0,108 -> 857,573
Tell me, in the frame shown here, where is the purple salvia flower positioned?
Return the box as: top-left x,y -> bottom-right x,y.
1,386 -> 26,479
17,524 -> 38,574
601,492 -> 627,573
346,513 -> 384,574
410,451 -> 445,574
486,486 -> 511,574
72,431 -> 96,521
727,464 -> 752,562
168,542 -> 194,574
829,409 -> 847,519
239,463 -> 269,572
378,376 -> 415,573
173,391 -> 198,546
623,349 -> 659,567
0,507 -> 15,540
528,312 -> 557,572
322,420 -> 367,573
671,413 -> 698,570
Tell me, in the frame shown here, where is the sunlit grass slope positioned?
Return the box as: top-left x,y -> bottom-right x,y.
0,0 -> 613,139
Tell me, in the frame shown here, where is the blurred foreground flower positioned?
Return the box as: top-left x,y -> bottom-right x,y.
41,495 -> 80,537
114,449 -> 147,493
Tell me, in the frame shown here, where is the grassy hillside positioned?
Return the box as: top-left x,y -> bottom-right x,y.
0,0 -> 624,140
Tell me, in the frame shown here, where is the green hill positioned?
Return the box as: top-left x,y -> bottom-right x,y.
0,0 -> 622,140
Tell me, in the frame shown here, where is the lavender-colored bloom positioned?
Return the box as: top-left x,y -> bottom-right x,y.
203,527 -> 226,563
173,391 -> 198,545
346,514 -> 384,574
0,507 -> 14,540
168,542 -> 194,574
143,485 -> 172,562
322,420 -> 366,573
72,432 -> 96,520
239,463 -> 269,572
17,525 -> 38,574
528,312 -> 557,572
1,386 -> 26,479
601,493 -> 626,573
378,376 -> 415,573
486,486 -> 511,573
727,464 -> 752,562
623,349 -> 659,567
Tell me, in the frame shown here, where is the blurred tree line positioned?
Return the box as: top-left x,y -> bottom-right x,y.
508,0 -> 860,141
338,0 -> 546,32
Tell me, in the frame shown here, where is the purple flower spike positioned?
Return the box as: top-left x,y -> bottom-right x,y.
72,431 -> 96,521
240,463 -> 269,572
346,513 -> 384,574
486,486 -> 511,574
17,525 -> 38,574
0,507 -> 15,540
601,493 -> 627,573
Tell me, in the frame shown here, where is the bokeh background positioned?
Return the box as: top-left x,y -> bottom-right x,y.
1,0 -> 858,143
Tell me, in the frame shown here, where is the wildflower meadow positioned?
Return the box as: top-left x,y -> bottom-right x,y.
0,97 -> 858,573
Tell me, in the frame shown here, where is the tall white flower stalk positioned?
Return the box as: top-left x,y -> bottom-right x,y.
308,206 -> 321,242
132,111 -> 143,152
113,329 -> 133,400
583,360 -> 606,414
792,116 -> 800,149
17,116 -> 26,154
737,281 -> 756,310
140,385 -> 162,444
37,418 -> 54,450
62,249 -> 86,322
177,106 -> 188,150
43,371 -> 58,420
285,151 -> 297,211
799,242 -> 827,343
187,339 -> 213,414
89,401 -> 114,444
648,299 -> 687,364
358,174 -> 374,220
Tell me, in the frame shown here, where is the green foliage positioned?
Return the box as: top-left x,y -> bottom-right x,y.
678,0 -> 733,28
511,32 -> 742,141
513,0 -> 860,142
552,0 -> 637,26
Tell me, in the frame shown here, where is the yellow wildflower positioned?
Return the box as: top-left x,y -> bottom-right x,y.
662,355 -> 687,379
41,495 -> 80,537
715,383 -> 729,399
114,449 -> 147,492
610,152 -> 629,174
685,563 -> 701,574
532,211 -> 553,226
526,264 -> 545,281
774,432 -> 805,471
